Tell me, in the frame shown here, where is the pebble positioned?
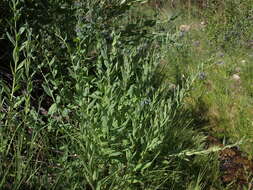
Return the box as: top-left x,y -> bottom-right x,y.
200,21 -> 206,25
179,24 -> 191,32
232,74 -> 240,81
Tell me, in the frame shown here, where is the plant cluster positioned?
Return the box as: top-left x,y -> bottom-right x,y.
5,0 -> 252,189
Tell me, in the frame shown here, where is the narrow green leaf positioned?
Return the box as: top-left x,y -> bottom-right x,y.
49,57 -> 55,66
48,103 -> 57,115
6,32 -> 15,46
109,152 -> 122,157
14,96 -> 25,109
92,171 -> 98,181
42,84 -> 53,98
18,27 -> 26,35
141,162 -> 152,173
134,163 -> 142,172
16,60 -> 25,71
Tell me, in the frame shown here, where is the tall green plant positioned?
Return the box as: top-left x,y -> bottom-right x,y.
0,0 -> 40,189
0,0 -> 223,189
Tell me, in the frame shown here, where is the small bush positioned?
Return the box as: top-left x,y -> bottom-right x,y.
0,0 -> 221,189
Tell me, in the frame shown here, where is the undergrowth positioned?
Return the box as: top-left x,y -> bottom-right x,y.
1,0 -> 252,189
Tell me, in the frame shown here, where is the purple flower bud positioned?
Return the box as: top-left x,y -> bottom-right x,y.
216,61 -> 225,65
199,72 -> 206,80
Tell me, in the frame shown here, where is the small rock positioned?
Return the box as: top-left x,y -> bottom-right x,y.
200,21 -> 206,25
232,74 -> 240,81
179,24 -> 191,32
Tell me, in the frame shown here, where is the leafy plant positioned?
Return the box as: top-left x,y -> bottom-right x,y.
0,0 -> 225,189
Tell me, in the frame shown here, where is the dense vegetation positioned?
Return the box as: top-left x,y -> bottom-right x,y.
0,0 -> 253,189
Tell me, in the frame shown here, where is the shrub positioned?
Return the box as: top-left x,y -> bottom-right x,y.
0,0 -> 221,189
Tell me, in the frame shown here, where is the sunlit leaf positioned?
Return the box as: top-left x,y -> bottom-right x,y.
48,103 -> 57,115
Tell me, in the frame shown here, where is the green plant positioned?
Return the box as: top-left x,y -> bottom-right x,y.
0,0 -> 228,189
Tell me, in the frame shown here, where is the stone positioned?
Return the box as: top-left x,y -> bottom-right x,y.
232,74 -> 240,81
200,21 -> 206,25
179,24 -> 191,32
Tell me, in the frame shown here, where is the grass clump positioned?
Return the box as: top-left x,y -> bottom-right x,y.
147,1 -> 253,188
156,0 -> 253,159
154,0 -> 253,151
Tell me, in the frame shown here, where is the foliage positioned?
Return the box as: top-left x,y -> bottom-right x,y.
3,0 -> 247,189
201,0 -> 253,49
